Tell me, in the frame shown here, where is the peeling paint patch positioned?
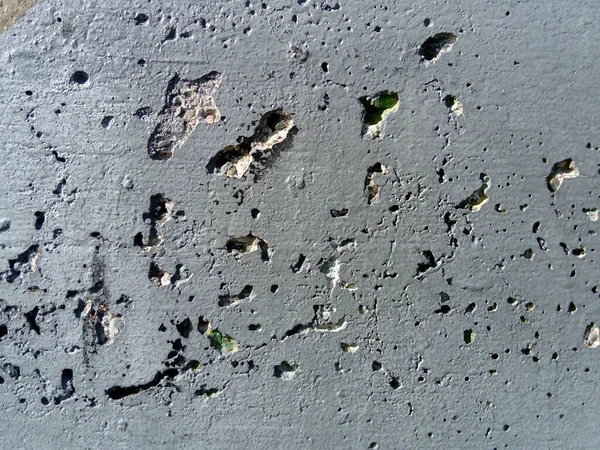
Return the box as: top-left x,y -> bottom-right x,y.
207,109 -> 294,178
365,163 -> 389,204
457,174 -> 490,211
148,261 -> 172,287
226,234 -> 271,262
80,300 -> 123,346
319,256 -> 340,292
148,72 -> 222,160
584,323 -> 599,348
583,208 -> 598,221
1,245 -> 40,283
546,159 -> 579,192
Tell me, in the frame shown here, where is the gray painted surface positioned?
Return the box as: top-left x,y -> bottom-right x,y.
0,1 -> 599,448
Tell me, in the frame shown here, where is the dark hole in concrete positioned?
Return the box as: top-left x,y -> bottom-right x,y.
330,208 -> 349,218
88,280 -> 104,294
34,211 -> 45,230
101,116 -> 113,128
273,361 -> 296,378
291,254 -> 306,272
435,304 -> 451,314
419,32 -> 457,61
134,106 -> 153,118
163,26 -> 177,41
176,318 -> 193,339
24,307 -> 40,334
134,13 -> 149,25
70,71 -> 89,84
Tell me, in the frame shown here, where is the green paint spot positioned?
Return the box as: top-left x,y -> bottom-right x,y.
522,248 -> 535,260
359,91 -> 399,139
341,343 -> 359,353
195,387 -> 218,398
207,329 -> 238,354
314,316 -> 347,332
342,282 -> 358,291
464,329 -> 474,344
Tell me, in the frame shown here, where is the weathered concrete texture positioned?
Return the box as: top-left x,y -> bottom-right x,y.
0,1 -> 599,448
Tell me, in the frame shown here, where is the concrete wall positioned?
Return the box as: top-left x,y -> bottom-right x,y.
0,1 -> 598,448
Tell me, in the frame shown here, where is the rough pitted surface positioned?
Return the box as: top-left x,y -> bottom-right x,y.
0,1 -> 599,449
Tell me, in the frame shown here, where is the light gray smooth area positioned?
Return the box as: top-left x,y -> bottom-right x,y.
0,1 -> 599,448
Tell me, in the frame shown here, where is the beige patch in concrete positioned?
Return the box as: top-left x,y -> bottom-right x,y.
0,0 -> 37,33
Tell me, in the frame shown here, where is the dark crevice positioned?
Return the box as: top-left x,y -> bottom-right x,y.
24,307 -> 40,334
175,318 -> 193,339
218,285 -> 253,307
33,211 -> 46,230
106,368 -> 178,400
284,323 -> 311,338
52,150 -> 66,162
291,254 -> 306,273
415,250 -> 437,278
54,368 -> 75,404
136,194 -> 173,249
